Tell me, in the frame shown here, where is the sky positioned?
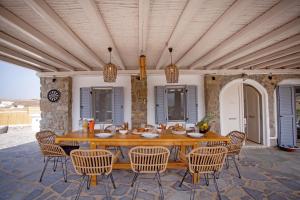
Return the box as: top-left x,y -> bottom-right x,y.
0,61 -> 40,99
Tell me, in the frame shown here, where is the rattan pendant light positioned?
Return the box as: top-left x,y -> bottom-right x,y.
103,47 -> 117,82
165,47 -> 179,83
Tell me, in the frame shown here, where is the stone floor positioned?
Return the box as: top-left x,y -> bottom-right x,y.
0,142 -> 299,200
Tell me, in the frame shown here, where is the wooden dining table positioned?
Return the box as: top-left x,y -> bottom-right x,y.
55,130 -> 230,186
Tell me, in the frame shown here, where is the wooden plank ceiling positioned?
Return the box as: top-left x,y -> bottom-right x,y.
0,0 -> 299,73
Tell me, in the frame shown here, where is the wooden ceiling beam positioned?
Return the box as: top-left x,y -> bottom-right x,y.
138,0 -> 150,56
0,46 -> 58,72
281,63 -> 300,69
253,54 -> 300,69
25,0 -> 104,68
175,0 -> 254,68
155,0 -> 206,69
207,18 -> 300,70
235,44 -> 300,69
268,59 -> 300,69
0,7 -> 91,71
79,0 -> 125,69
0,32 -> 74,71
0,55 -> 42,72
189,0 -> 298,69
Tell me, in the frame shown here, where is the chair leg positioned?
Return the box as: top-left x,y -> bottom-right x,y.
53,157 -> 58,172
131,172 -> 139,187
179,169 -> 189,187
103,174 -> 112,200
190,182 -> 196,200
232,156 -> 241,178
132,177 -> 140,200
39,157 -> 50,182
75,175 -> 87,200
61,157 -> 68,182
213,172 -> 222,200
86,176 -> 91,190
109,173 -> 116,189
156,171 -> 164,200
204,174 -> 209,186
118,147 -> 125,159
225,157 -> 229,169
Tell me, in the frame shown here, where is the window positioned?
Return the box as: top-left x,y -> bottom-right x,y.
166,87 -> 186,121
92,88 -> 112,123
80,87 -> 124,125
155,85 -> 197,124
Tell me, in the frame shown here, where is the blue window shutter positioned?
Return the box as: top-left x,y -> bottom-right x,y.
113,87 -> 124,125
277,86 -> 296,146
80,87 -> 92,119
186,85 -> 198,124
155,86 -> 167,124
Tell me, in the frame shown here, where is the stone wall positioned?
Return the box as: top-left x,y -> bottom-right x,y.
40,77 -> 72,135
204,74 -> 300,145
131,75 -> 147,128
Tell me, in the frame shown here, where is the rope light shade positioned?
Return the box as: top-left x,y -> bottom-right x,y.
165,47 -> 179,83
103,47 -> 117,82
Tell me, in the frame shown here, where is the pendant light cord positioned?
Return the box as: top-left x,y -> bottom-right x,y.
169,47 -> 173,64
108,47 -> 112,63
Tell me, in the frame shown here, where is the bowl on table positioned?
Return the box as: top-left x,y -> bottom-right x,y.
119,129 -> 128,135
187,132 -> 204,138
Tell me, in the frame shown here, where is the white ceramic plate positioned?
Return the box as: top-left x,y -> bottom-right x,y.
95,133 -> 113,138
187,132 -> 204,138
172,130 -> 186,135
141,133 -> 159,139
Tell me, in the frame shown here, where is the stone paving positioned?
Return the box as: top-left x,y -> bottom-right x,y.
0,142 -> 299,200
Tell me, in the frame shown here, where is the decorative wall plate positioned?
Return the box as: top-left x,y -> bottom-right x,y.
47,89 -> 61,102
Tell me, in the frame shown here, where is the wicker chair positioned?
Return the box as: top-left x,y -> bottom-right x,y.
128,146 -> 170,200
207,131 -> 246,178
36,131 -> 80,182
70,149 -> 119,200
179,146 -> 228,200
36,131 -> 68,182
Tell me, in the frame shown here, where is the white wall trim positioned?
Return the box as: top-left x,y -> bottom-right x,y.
37,69 -> 300,77
219,78 -> 270,146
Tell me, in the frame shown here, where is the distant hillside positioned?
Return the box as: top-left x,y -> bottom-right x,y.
0,99 -> 40,108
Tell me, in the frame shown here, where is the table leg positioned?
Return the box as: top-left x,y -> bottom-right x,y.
90,142 -> 97,186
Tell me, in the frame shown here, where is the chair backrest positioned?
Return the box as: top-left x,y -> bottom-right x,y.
187,146 -> 227,174
36,130 -> 56,144
227,131 -> 246,154
70,149 -> 114,176
128,146 -> 170,173
228,131 -> 246,144
36,130 -> 66,157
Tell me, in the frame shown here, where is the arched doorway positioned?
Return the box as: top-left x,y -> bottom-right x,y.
220,79 -> 270,146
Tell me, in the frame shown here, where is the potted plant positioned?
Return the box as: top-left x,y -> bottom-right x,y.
196,113 -> 214,133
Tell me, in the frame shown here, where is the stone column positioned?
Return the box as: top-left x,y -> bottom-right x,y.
131,75 -> 147,128
40,77 -> 72,135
